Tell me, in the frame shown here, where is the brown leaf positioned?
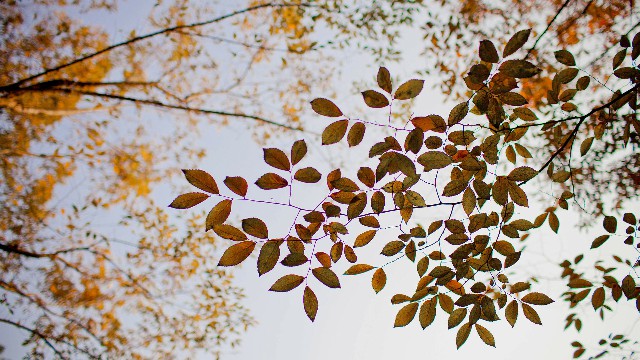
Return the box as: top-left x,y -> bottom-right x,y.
354,230 -> 377,248
303,286 -> 318,321
322,120 -> 349,145
377,67 -> 393,93
503,29 -> 531,57
420,298 -> 437,329
213,224 -> 248,241
603,216 -> 617,233
357,167 -> 376,188
269,274 -> 305,292
257,241 -> 280,276
521,303 -> 542,325
505,300 -> 518,327
443,180 -> 468,197
347,122 -> 366,147
411,115 -> 447,133
394,79 -> 424,100
479,40 -> 499,63
394,302 -> 419,327
263,148 -> 290,171
592,287 -> 605,309
218,241 -> 255,266
507,166 -> 537,182
521,292 -> 554,305
206,199 -> 232,230
362,90 -> 390,108
344,264 -> 375,275
456,323 -> 471,348
555,50 -> 576,66
371,191 -> 385,213
169,192 -> 209,209
311,98 -> 342,117
241,217 -> 268,239
312,267 -> 341,288
475,324 -> 496,347
372,268 -> 387,293
255,173 -> 288,190
294,167 -> 322,183
224,176 -> 248,197
182,169 -> 219,194
499,60 -> 541,78
291,139 -> 307,165
417,151 -> 452,171
448,101 -> 469,126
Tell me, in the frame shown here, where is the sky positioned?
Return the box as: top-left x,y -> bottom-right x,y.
2,1 -> 639,359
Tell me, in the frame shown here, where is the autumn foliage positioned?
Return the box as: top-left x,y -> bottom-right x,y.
173,28 -> 640,356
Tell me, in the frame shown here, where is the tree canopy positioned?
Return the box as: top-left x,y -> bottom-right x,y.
172,2 -> 640,359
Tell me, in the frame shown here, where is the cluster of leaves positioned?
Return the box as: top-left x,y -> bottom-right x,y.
173,28 -> 640,351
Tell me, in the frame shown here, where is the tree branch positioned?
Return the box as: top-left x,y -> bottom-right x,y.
525,0 -> 573,59
0,2 -> 313,91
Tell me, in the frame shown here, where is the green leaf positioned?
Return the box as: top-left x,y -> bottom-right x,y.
394,79 -> 424,100
311,98 -> 342,117
417,151 -> 453,171
169,192 -> 209,209
218,241 -> 255,266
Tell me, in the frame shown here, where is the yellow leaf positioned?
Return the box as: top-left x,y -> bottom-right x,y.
182,169 -> 219,194
169,192 -> 209,209
218,241 -> 255,266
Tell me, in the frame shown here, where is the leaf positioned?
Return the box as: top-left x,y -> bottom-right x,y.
291,139 -> 307,165
381,241 -> 405,256
499,60 -> 541,78
448,102 -> 469,126
513,107 -> 538,121
622,275 -> 636,299
394,302 -> 419,327
443,180 -> 468,197
377,67 -> 392,93
507,166 -> 537,182
242,218 -> 268,239
479,40 -> 499,63
417,256 -> 429,277
169,192 -> 209,209
394,79 -> 424,100
263,148 -> 290,171
448,308 -> 467,329
257,241 -> 280,276
344,264 -> 375,275
417,151 -> 452,171
206,199 -> 232,230
213,224 -> 248,241
218,241 -> 255,266
372,268 -> 386,293
521,303 -> 542,325
224,176 -> 248,197
462,187 -> 476,215
371,191 -> 385,213
411,115 -> 447,133
357,167 -> 376,188
182,169 -> 219,194
322,120 -> 349,145
354,230 -> 377,248
503,29 -> 531,57
405,190 -> 426,207
505,300 -> 518,327
521,292 -> 554,305
312,267 -> 340,288
303,286 -> 318,321
592,287 -> 605,309
362,90 -> 389,108
311,98 -> 342,117
269,274 -> 305,292
603,216 -> 617,233
347,193 -> 367,219
446,280 -> 466,295
590,235 -> 610,249
255,173 -> 288,190
580,137 -> 594,157
475,324 -> 496,347
555,50 -> 576,66
294,167 -> 322,183
332,177 -> 360,192
456,323 -> 472,348
347,122 -> 366,147
419,298 -> 437,329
